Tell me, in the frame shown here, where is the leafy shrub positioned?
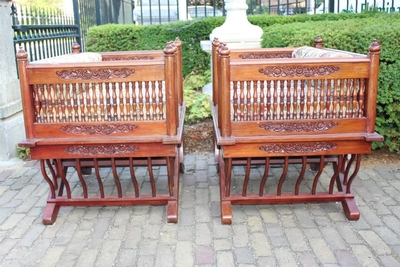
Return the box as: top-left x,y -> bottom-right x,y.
183,71 -> 212,123
86,20 -> 222,77
17,145 -> 30,160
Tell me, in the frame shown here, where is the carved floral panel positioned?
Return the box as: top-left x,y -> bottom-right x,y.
56,68 -> 134,80
259,142 -> 338,154
259,65 -> 340,78
60,124 -> 138,135
64,144 -> 139,156
259,121 -> 338,132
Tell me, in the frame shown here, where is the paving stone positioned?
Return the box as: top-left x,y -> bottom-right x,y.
335,251 -> 362,266
285,227 -> 309,252
138,239 -> 158,256
177,226 -> 193,241
321,227 -> 347,251
96,240 -> 122,266
232,224 -> 250,247
195,204 -> 211,223
0,170 -> 13,182
154,245 -> 174,267
234,247 -> 255,264
297,252 -> 320,267
379,255 -> 400,267
308,239 -> 336,264
195,245 -> 214,264
116,249 -> 137,267
196,223 -> 212,246
351,245 -> 381,267
175,241 -> 193,266
358,230 -> 392,255
216,251 -> 234,267
251,232 -> 272,257
274,247 -> 298,266
214,239 -> 231,251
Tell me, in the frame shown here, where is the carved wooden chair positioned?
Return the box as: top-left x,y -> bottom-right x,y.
211,36 -> 383,224
17,39 -> 185,224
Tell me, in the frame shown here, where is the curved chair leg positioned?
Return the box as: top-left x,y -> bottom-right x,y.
167,200 -> 178,223
341,198 -> 360,220
42,202 -> 59,225
221,201 -> 232,224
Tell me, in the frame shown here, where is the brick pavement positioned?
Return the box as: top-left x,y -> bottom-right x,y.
0,153 -> 400,266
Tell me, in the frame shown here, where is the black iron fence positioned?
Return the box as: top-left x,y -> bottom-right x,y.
11,3 -> 79,62
11,0 -> 397,62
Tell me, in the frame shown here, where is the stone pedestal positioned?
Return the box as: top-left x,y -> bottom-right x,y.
200,0 -> 263,95
200,0 -> 263,53
0,0 -> 25,161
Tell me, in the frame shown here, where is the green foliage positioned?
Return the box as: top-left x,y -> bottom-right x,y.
17,145 -> 30,160
183,71 -> 212,123
86,19 -> 223,77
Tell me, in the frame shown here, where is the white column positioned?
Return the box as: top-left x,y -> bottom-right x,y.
178,0 -> 188,20
0,0 -> 25,161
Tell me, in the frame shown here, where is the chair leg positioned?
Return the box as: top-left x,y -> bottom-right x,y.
42,202 -> 60,225
167,200 -> 178,223
221,201 -> 232,224
341,198 -> 360,220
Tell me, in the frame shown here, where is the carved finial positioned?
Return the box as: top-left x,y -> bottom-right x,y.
174,37 -> 182,48
164,41 -> 177,55
219,44 -> 230,56
212,37 -> 220,48
16,46 -> 28,61
369,39 -> 381,53
72,42 -> 81,54
314,36 -> 323,48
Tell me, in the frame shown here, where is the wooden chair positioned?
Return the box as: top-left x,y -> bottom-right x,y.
17,38 -> 185,224
211,36 -> 383,224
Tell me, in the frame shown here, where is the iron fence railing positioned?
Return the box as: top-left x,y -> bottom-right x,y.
11,0 -> 397,62
11,3 -> 79,62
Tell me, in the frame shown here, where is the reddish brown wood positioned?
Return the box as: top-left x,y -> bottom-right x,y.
212,36 -> 383,224
17,40 -> 185,224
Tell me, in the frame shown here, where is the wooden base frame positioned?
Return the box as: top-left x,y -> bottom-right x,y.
40,152 -> 182,225
217,153 -> 361,224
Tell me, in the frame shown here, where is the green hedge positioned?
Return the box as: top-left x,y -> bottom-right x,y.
86,19 -> 224,77
86,12 -> 400,152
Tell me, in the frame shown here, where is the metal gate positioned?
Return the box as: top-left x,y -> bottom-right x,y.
11,3 -> 80,62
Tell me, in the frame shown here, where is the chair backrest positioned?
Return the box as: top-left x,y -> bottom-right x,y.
212,37 -> 381,139
16,39 -> 183,147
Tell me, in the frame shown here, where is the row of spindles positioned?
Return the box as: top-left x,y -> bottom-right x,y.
33,81 -> 166,123
232,78 -> 366,121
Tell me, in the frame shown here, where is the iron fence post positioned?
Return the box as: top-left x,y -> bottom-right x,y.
73,0 -> 82,48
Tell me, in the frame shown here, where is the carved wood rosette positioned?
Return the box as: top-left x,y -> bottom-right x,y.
259,121 -> 338,132
56,68 -> 134,80
239,52 -> 292,59
259,142 -> 337,154
259,65 -> 339,78
64,145 -> 139,156
60,124 -> 138,135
